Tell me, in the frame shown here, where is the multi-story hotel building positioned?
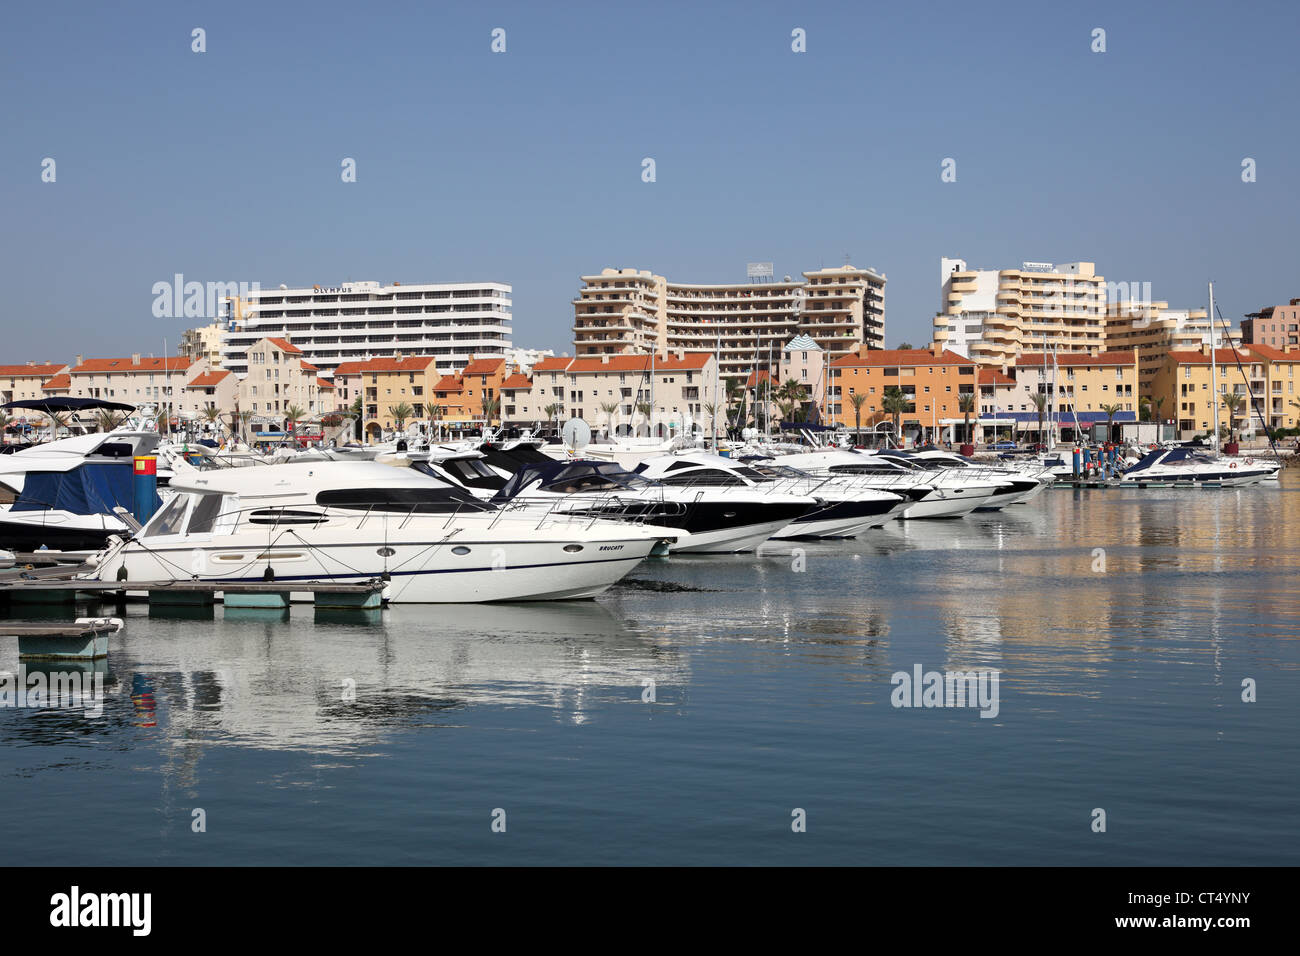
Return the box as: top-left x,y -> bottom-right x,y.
219,279 -> 512,379
1242,299 -> 1300,349
933,258 -> 1108,366
179,322 -> 227,368
571,264 -> 885,381
1104,301 -> 1238,393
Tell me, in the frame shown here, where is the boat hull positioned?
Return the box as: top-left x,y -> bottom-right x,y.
88,533 -> 663,603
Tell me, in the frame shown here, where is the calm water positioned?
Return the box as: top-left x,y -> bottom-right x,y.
4,473 -> 1299,865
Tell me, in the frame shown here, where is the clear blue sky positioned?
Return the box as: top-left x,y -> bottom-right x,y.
2,0 -> 1297,362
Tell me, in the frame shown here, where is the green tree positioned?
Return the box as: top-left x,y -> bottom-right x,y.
848,392 -> 868,446
1221,392 -> 1244,442
390,402 -> 414,433
958,392 -> 977,444
1030,393 -> 1048,443
599,400 -> 619,437
1099,402 -> 1122,442
881,386 -> 908,438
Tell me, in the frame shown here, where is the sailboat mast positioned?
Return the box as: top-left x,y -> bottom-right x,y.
1209,282 -> 1219,453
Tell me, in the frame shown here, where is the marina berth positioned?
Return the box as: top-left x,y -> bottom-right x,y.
81,460 -> 677,603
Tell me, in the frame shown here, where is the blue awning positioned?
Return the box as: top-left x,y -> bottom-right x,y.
10,461 -> 153,515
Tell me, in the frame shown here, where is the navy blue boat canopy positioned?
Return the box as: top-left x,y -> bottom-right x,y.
2,397 -> 136,413
9,461 -> 156,515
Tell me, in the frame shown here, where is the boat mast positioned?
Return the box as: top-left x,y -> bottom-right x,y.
712,334 -> 721,450
1209,282 -> 1219,453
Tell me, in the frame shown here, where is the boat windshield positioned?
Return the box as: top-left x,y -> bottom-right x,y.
316,486 -> 494,513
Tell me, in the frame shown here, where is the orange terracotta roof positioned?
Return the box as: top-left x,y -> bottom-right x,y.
463,357 -> 505,375
184,370 -> 233,389
501,373 -> 532,389
531,356 -> 574,372
72,356 -> 195,373
1016,351 -> 1134,367
434,375 -> 465,392
745,369 -> 773,387
332,362 -> 365,376
345,356 -> 438,374
0,363 -> 67,377
300,360 -> 318,372
317,377 -> 335,389
266,337 -> 302,354
1166,347 -> 1285,364
978,369 -> 1015,386
41,373 -> 71,390
831,348 -> 973,369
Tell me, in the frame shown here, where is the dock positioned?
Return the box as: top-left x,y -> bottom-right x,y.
1052,479 -> 1226,489
2,617 -> 123,660
0,577 -> 387,610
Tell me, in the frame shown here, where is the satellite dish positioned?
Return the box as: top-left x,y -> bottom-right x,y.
562,418 -> 591,450
279,284 -> 288,290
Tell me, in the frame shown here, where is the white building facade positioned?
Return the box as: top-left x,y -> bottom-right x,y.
220,280 -> 512,380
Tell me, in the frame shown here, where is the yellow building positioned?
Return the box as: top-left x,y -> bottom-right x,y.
335,355 -> 439,441
1149,343 -> 1300,439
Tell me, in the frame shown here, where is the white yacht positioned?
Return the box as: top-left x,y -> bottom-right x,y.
768,449 -> 1005,518
474,453 -> 820,553
82,460 -> 679,602
634,453 -> 907,539
896,449 -> 1053,506
1119,447 -> 1275,486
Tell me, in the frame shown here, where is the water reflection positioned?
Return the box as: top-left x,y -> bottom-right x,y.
0,600 -> 687,757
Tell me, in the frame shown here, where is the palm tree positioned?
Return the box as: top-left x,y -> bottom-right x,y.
0,411 -> 10,445
958,392 -> 977,444
428,403 -> 445,440
599,400 -> 619,438
776,398 -> 797,428
777,378 -> 807,423
1030,393 -> 1048,444
1221,392 -> 1244,442
702,401 -> 718,442
390,402 -> 414,434
1099,402 -> 1122,442
285,404 -> 306,441
346,395 -> 364,441
238,409 -> 253,445
880,386 -> 908,439
95,409 -> 121,433
543,403 -> 560,429
848,392 -> 869,446
202,405 -> 222,438
479,394 -> 501,429
636,401 -> 653,437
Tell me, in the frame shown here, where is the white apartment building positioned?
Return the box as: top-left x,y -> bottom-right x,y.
220,279 -> 512,379
572,265 -> 886,381
933,258 -> 1108,365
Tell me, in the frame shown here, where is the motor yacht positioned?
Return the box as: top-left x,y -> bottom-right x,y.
1119,447 -> 1275,486
635,453 -> 907,539
82,460 -> 679,602
478,453 -> 819,553
767,449 -> 1001,518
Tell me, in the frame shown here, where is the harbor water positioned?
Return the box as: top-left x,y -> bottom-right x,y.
3,474 -> 1298,866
